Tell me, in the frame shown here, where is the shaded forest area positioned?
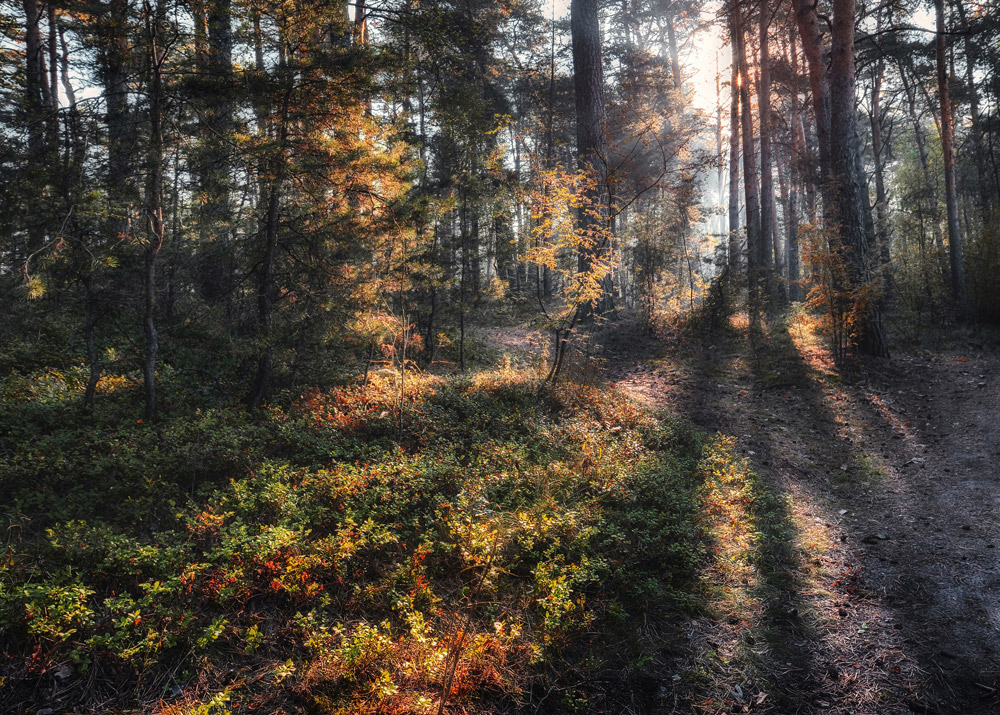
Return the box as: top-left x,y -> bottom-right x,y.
2,0 -> 1000,712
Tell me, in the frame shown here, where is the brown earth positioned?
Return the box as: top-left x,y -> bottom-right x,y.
600,313 -> 1000,714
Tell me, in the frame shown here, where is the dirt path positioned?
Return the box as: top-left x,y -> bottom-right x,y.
604,314 -> 1000,714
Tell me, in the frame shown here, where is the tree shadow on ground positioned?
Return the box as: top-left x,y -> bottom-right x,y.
601,312 -> 961,713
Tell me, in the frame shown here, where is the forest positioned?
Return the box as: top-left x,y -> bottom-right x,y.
2,0 -> 1000,712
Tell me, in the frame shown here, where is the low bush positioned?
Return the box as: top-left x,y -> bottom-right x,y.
0,366 -> 730,713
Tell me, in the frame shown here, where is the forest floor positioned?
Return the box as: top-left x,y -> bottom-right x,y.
483,310 -> 1000,713
599,310 -> 1000,714
3,313 -> 996,715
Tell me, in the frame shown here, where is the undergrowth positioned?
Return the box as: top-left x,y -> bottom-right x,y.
0,362 -> 764,713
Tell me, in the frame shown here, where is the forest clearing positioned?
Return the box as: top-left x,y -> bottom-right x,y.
3,0 -> 1000,712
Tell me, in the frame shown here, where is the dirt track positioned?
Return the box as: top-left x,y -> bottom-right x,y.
606,316 -> 1000,714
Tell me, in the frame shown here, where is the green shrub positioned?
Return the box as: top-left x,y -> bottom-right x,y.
0,368 -> 734,713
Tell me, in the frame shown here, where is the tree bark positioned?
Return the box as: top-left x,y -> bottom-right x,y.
100,0 -> 133,244
715,51 -> 724,243
829,0 -> 887,357
785,142 -> 801,301
142,0 -> 167,420
898,64 -> 946,275
47,5 -> 58,110
733,7 -> 760,303
666,14 -> 682,92
571,0 -> 610,319
193,0 -> 235,314
791,0 -> 832,213
869,45 -> 892,292
775,134 -> 789,293
354,0 -> 367,45
935,0 -> 969,314
22,0 -> 49,159
758,0 -> 775,297
787,31 -> 806,301
952,0 -> 987,207
245,99 -> 289,410
728,25 -> 741,273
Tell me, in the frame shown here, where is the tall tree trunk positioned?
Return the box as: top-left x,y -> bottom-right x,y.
354,0 -> 367,44
79,0 -> 131,408
787,31 -> 805,301
354,0 -> 371,115
571,0 -> 610,320
785,140 -> 801,301
715,51 -> 724,242
459,202 -> 467,371
775,134 -> 789,292
792,0 -> 832,213
57,18 -> 83,170
245,98 -> 289,409
207,0 -> 233,141
191,0 -> 208,62
245,179 -> 279,409
830,0 -> 887,357
953,0 -> 987,207
869,48 -> 892,293
800,116 -> 818,224
100,0 -> 133,245
935,0 -> 969,314
47,5 -> 58,109
58,23 -> 76,107
665,14 -> 682,91
728,29 -> 740,273
194,0 -> 235,315
899,64 -> 946,277
425,224 -> 439,363
734,7 -> 760,303
142,0 -> 167,420
470,199 -> 481,295
22,0 -> 48,165
989,78 -> 1000,200
164,142 -> 181,321
758,0 -> 775,298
